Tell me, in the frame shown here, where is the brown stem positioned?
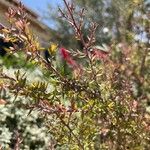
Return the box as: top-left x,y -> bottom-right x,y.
62,0 -> 87,51
58,115 -> 85,150
36,53 -> 65,81
62,0 -> 100,96
14,131 -> 22,150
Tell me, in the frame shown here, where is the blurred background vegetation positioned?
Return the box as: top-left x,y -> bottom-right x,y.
45,0 -> 150,48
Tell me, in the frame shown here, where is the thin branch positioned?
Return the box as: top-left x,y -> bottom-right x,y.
14,130 -> 23,150
58,115 -> 85,150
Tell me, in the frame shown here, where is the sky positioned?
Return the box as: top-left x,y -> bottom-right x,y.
21,0 -> 62,13
21,0 -> 62,28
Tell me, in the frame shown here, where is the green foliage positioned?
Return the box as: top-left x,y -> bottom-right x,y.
0,0 -> 150,149
0,53 -> 52,149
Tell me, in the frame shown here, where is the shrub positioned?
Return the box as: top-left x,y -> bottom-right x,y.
0,0 -> 150,149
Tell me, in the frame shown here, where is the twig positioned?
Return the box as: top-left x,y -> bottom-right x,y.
14,130 -> 23,150
61,0 -> 101,99
61,0 -> 98,53
58,115 -> 85,150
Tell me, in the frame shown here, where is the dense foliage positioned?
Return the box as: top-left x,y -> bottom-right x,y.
0,0 -> 150,149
